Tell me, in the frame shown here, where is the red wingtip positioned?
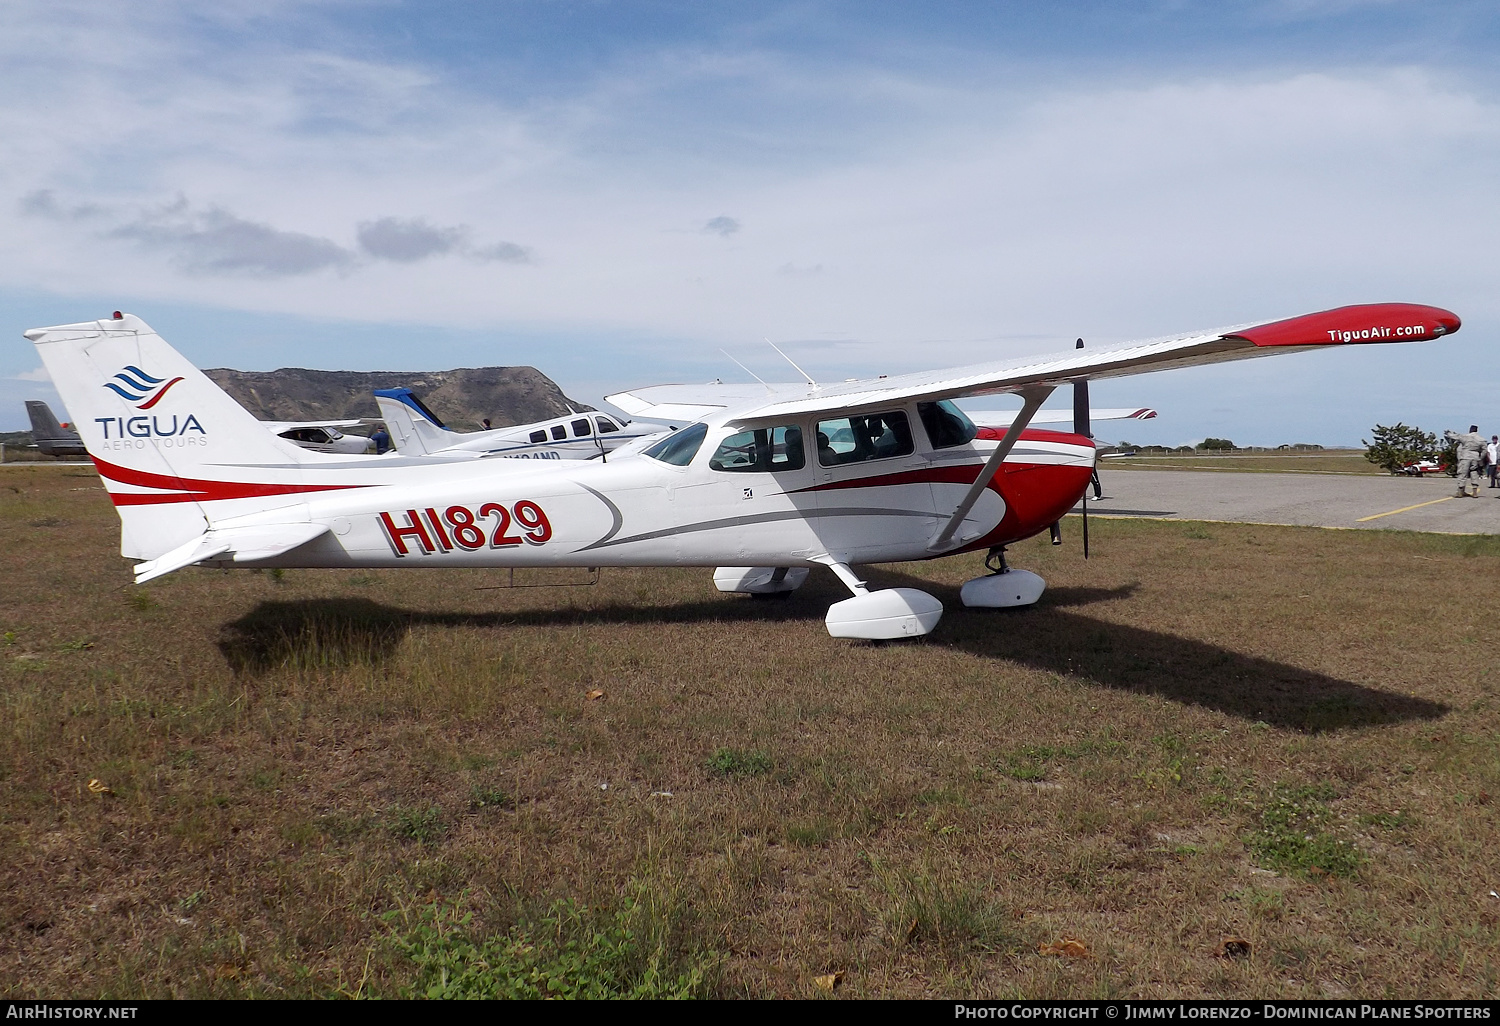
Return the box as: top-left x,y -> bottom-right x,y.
1229,303 -> 1461,348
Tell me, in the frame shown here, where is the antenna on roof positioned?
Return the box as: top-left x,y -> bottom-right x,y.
720,349 -> 775,393
766,338 -> 817,389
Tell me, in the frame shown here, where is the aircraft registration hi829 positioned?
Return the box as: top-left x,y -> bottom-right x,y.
27,303 -> 1459,640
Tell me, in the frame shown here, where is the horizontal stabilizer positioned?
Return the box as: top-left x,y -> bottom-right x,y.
133,523 -> 330,584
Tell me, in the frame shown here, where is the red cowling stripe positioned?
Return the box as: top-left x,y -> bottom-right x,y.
136,377 -> 185,410
91,455 -> 368,506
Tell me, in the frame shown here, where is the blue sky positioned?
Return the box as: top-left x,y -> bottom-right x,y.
2,1 -> 1497,444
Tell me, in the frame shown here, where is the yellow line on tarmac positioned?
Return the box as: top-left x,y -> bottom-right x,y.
1355,496 -> 1456,522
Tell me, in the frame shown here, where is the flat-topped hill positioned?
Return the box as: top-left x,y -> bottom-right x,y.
203,366 -> 592,432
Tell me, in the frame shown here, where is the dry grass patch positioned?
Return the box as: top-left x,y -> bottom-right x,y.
2,464 -> 1499,998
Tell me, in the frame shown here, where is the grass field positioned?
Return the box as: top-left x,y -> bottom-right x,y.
1104,451 -> 1383,475
2,463 -> 1499,999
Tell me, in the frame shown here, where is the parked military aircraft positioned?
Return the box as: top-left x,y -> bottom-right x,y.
23,400 -> 88,458
28,304 -> 1458,639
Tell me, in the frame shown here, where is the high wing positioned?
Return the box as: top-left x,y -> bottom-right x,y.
606,304 -> 1459,426
968,407 -> 1157,428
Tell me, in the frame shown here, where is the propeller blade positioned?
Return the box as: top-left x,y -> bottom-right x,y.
1073,338 -> 1091,439
1082,494 -> 1090,559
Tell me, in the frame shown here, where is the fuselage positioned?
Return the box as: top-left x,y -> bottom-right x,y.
188,404 -> 1096,572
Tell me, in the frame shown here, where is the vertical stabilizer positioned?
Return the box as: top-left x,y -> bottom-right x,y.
26,313 -> 320,560
373,388 -> 454,456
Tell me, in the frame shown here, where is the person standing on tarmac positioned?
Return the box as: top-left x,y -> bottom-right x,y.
1445,425 -> 1487,497
1488,435 -> 1499,489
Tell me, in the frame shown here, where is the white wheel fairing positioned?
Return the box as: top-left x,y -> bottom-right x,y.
960,570 -> 1045,608
825,588 -> 943,639
713,566 -> 810,594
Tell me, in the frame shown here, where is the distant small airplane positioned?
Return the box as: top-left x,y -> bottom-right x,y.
373,387 -> 659,460
30,395 -> 374,457
28,303 -> 1459,641
24,400 -> 88,458
262,421 -> 375,455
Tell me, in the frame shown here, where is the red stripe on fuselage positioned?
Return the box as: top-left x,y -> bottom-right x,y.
91,455 -> 369,506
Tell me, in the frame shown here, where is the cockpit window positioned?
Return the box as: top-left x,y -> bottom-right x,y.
918,400 -> 977,449
815,411 -> 914,466
709,425 -> 805,473
642,423 -> 708,466
596,417 -> 619,433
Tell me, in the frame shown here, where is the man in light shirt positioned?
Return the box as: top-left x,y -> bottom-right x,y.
1488,435 -> 1499,489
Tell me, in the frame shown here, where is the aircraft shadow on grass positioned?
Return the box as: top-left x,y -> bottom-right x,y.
219,569 -> 1445,733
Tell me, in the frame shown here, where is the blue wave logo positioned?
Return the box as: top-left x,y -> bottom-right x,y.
103,366 -> 185,410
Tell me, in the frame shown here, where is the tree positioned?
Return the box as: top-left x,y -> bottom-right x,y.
1198,437 -> 1236,451
1362,422 -> 1438,475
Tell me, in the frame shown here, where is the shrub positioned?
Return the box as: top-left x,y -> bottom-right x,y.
1363,422 -> 1439,475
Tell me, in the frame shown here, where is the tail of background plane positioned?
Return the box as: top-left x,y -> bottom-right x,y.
373,388 -> 455,456
26,313 -> 324,563
25,399 -> 74,439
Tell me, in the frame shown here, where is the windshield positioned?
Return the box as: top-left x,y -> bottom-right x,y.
918,400 -> 977,449
642,423 -> 708,466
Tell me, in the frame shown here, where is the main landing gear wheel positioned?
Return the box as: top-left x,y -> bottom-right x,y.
713,566 -> 809,595
959,547 -> 1046,608
818,559 -> 943,640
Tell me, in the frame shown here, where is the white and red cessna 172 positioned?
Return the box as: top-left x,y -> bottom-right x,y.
27,303 -> 1458,640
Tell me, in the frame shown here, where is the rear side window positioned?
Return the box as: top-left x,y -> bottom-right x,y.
551,425 -> 567,440
918,400 -> 977,449
709,426 -> 806,473
529,430 -> 547,443
572,418 -> 592,437
815,411 -> 913,466
643,423 -> 708,466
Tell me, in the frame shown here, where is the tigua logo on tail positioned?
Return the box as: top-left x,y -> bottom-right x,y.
103,366 -> 185,410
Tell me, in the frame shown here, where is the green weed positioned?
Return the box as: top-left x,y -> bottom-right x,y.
707,748 -> 772,777
388,897 -> 711,999
387,805 -> 447,844
468,786 -> 514,810
1245,783 -> 1362,877
871,859 -> 1017,952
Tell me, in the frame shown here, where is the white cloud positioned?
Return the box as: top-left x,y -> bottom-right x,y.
0,1 -> 1494,397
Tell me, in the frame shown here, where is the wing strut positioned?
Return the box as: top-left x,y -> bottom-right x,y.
929,385 -> 1054,552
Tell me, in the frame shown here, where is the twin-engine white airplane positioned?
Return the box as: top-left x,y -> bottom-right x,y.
27,303 -> 1458,640
373,387 -> 657,460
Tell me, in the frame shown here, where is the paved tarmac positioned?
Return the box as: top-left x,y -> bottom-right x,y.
1078,470 -> 1500,534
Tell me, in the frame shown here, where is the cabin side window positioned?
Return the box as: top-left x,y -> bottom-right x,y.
708,425 -> 806,473
550,425 -> 567,440
572,418 -> 592,437
642,423 -> 708,466
529,430 -> 547,443
814,411 -> 913,466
